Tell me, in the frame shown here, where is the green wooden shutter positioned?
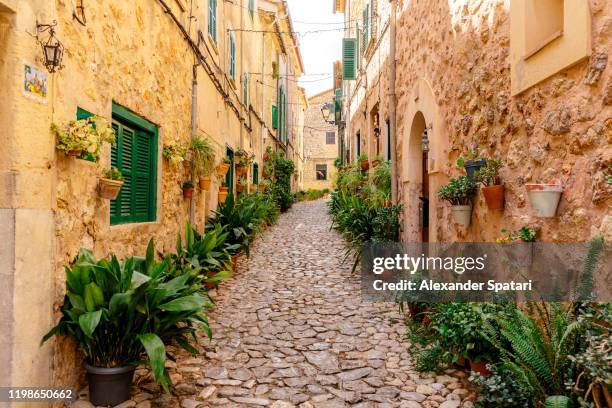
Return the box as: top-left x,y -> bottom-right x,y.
363,4 -> 369,49
76,107 -> 96,162
342,38 -> 357,80
208,0 -> 217,43
272,104 -> 278,129
229,33 -> 236,79
253,163 -> 258,184
243,73 -> 249,106
249,0 -> 254,19
334,88 -> 342,122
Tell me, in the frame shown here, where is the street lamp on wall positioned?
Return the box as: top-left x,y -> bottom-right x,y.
36,21 -> 64,73
421,125 -> 431,153
321,102 -> 334,124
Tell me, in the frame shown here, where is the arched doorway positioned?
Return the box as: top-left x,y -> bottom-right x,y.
407,112 -> 429,242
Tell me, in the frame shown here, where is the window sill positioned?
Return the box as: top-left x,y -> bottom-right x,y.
110,220 -> 160,232
523,30 -> 563,61
207,34 -> 219,55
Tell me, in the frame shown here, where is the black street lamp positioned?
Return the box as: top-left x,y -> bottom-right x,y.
37,21 -> 64,73
320,102 -> 335,125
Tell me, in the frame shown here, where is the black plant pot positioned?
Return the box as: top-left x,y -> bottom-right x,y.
84,363 -> 135,406
464,159 -> 486,180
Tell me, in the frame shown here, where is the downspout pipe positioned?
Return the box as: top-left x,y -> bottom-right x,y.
389,0 -> 398,205
189,63 -> 197,225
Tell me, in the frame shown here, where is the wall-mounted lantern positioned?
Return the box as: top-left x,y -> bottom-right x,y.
36,21 -> 64,73
421,125 -> 431,153
321,102 -> 334,124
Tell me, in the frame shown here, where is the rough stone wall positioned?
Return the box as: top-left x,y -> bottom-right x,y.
303,90 -> 338,190
390,0 -> 611,243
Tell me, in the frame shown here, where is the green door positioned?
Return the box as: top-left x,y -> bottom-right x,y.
226,147 -> 234,195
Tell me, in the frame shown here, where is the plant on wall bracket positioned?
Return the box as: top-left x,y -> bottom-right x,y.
52,115 -> 116,161
163,140 -> 188,166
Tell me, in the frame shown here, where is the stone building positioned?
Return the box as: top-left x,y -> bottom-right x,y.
303,89 -> 339,190
337,0 -> 611,244
0,0 -> 304,395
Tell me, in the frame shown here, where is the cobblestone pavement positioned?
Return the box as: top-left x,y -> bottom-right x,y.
129,200 -> 474,408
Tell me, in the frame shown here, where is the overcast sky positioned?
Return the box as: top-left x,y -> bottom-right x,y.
286,0 -> 344,97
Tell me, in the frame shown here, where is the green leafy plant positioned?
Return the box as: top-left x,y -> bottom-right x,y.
191,136 -> 216,179
497,226 -> 538,243
52,116 -> 116,161
474,159 -> 503,186
183,181 -> 194,190
456,149 -> 480,168
41,240 -> 212,392
470,364 -> 533,407
234,148 -> 255,168
358,153 -> 368,162
437,176 -> 477,205
267,151 -> 295,212
334,157 -> 342,168
102,167 -> 124,181
544,396 -> 571,408
163,141 -> 188,166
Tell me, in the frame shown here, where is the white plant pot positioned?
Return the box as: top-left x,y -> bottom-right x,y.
451,204 -> 472,227
526,184 -> 563,218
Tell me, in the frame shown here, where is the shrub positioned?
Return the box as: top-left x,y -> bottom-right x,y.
470,364 -> 533,407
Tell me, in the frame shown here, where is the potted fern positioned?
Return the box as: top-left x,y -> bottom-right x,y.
98,167 -> 124,200
191,136 -> 216,190
474,159 -> 504,210
438,176 -> 477,227
42,242 -> 211,406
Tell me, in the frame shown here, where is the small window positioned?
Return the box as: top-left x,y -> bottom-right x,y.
208,0 -> 217,43
316,164 -> 327,181
524,0 -> 563,59
110,104 -> 158,225
326,131 -> 336,144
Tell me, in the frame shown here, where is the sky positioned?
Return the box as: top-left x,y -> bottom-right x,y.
286,0 -> 344,97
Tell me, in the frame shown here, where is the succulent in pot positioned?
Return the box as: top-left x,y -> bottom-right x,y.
52,116 -> 116,161
359,154 -> 369,171
182,181 -> 195,198
474,159 -> 504,210
41,241 -> 212,406
437,176 -> 477,227
98,167 -> 125,200
526,182 -> 563,218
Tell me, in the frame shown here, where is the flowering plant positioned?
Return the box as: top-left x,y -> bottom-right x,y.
52,116 -> 116,161
163,141 -> 188,166
102,166 -> 124,181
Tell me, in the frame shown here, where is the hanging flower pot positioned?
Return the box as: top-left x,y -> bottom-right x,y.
67,149 -> 83,157
526,184 -> 563,218
263,152 -> 270,161
482,184 -> 505,210
451,204 -> 473,227
236,183 -> 244,193
199,177 -> 212,190
98,178 -> 124,200
464,159 -> 486,181
372,159 -> 381,168
182,181 -> 194,199
235,165 -> 247,176
218,186 -> 229,203
360,160 -> 369,171
217,162 -> 230,177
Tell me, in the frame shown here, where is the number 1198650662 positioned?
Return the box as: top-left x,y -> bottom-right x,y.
1,388 -> 76,402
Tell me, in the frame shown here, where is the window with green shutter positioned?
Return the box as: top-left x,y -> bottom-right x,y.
253,163 -> 259,184
272,104 -> 278,129
208,0 -> 217,43
243,72 -> 249,106
229,32 -> 236,80
110,103 -> 158,225
225,148 -> 234,195
363,3 -> 370,49
334,88 -> 342,122
248,0 -> 254,19
342,38 -> 357,80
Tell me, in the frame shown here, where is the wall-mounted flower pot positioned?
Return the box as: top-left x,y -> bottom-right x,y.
98,178 -> 124,200
217,163 -> 230,177
372,159 -> 381,168
360,160 -> 369,171
67,149 -> 83,157
526,184 -> 562,218
236,184 -> 244,193
183,186 -> 194,199
482,184 -> 505,210
218,187 -> 229,203
84,363 -> 135,406
199,177 -> 212,190
263,152 -> 270,161
249,183 -> 257,192
451,204 -> 472,227
259,183 -> 267,191
236,166 -> 248,176
465,159 -> 486,181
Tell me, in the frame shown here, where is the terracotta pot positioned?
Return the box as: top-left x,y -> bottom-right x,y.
526,184 -> 562,218
263,152 -> 270,161
482,184 -> 505,210
199,177 -> 212,190
372,160 -> 381,168
236,184 -> 244,193
259,183 -> 267,191
98,178 -> 124,200
217,163 -> 230,177
235,166 -> 247,176
360,160 -> 369,171
218,188 -> 229,203
183,187 -> 194,198
451,204 -> 472,227
67,149 -> 83,157
249,184 -> 257,192
469,359 -> 491,376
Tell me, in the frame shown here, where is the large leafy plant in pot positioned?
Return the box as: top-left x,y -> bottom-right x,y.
437,176 -> 477,227
42,241 -> 212,406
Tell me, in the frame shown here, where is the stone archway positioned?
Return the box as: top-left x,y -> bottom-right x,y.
400,78 -> 447,243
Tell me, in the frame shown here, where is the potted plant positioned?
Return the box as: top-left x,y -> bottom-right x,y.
457,149 -> 486,181
42,242 -> 211,406
98,167 -> 124,200
182,181 -> 194,198
234,149 -> 254,176
263,146 -> 273,162
526,182 -> 563,218
438,176 -> 477,227
474,159 -> 504,210
218,182 -> 229,203
162,141 -> 188,166
217,157 -> 232,178
359,154 -> 369,171
191,136 -> 216,190
52,116 -> 116,161
372,155 -> 384,168
236,179 -> 247,193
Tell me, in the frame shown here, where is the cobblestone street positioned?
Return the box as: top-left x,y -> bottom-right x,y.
131,200 -> 473,408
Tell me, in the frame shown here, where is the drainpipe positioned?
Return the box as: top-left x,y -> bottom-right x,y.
189,64 -> 198,225
240,0 -> 244,150
261,30 -> 266,165
389,0 -> 398,205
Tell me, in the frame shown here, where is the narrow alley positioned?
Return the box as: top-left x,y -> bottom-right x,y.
129,200 -> 471,408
